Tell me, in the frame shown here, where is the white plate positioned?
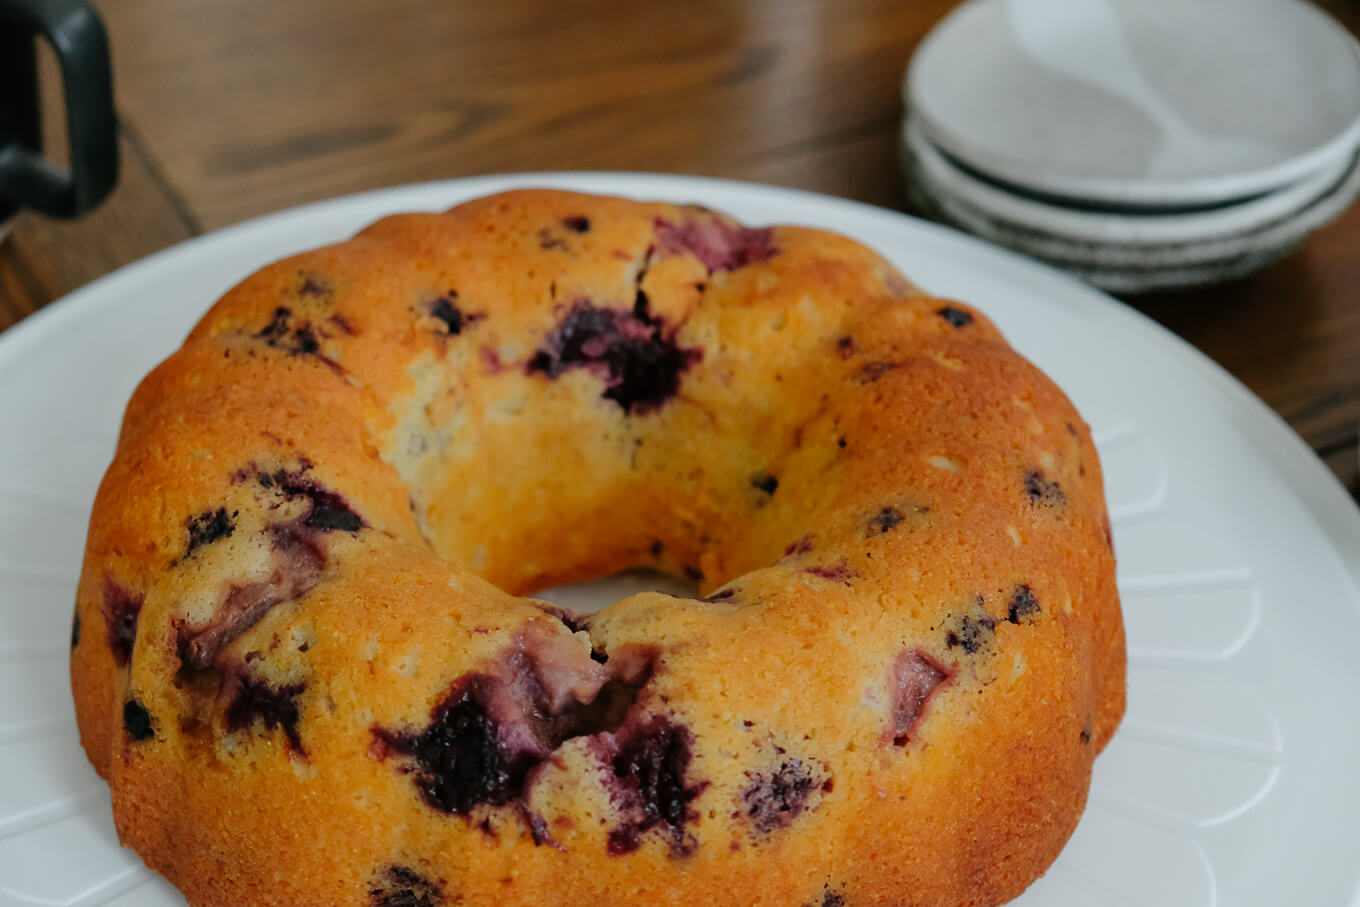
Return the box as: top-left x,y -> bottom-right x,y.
1,174 -> 1358,907
906,0 -> 1360,207
902,116 -> 1354,246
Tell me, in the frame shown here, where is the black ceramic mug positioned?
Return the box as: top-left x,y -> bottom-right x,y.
0,0 -> 116,236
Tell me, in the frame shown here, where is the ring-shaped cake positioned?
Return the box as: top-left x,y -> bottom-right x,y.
70,189 -> 1124,907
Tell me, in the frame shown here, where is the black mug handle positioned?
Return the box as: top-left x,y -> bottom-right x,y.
0,0 -> 116,218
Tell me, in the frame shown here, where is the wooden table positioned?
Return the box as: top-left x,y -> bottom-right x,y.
2,0 -> 1357,500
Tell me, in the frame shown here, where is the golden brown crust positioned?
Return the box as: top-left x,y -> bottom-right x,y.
71,189 -> 1124,907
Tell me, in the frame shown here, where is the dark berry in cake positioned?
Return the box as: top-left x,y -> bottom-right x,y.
429,295 -> 478,336
751,473 -> 779,496
601,715 -> 706,856
103,580 -> 143,667
223,670 -> 306,752
375,675 -> 528,815
937,306 -> 973,328
1024,469 -> 1066,507
185,508 -> 237,557
814,887 -> 846,907
265,467 -> 365,533
739,757 -> 825,834
526,299 -> 702,414
1007,585 -> 1040,623
124,698 -> 154,741
368,865 -> 443,907
866,506 -> 905,536
945,612 -> 997,655
298,274 -> 331,297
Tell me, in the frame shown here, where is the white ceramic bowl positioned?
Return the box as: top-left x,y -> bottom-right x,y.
903,116 -> 1352,246
906,0 -> 1360,207
902,126 -> 1360,292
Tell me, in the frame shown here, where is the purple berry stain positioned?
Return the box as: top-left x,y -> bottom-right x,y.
185,507 -> 237,557
103,580 -> 143,667
372,631 -> 660,826
811,887 -> 846,907
866,506 -> 905,536
600,715 -> 707,856
368,865 -> 443,907
783,534 -> 814,557
428,294 -> 479,336
177,530 -> 324,672
803,561 -> 855,584
937,305 -> 973,328
526,299 -> 702,414
1024,469 -> 1066,507
519,804 -> 564,849
262,464 -> 365,533
654,216 -> 775,272
256,307 -> 297,347
751,472 -> 779,496
71,610 -> 81,649
890,650 -> 950,745
945,610 -> 996,654
223,670 -> 306,753
124,698 -> 154,741
298,273 -> 331,297
254,307 -> 336,363
739,757 -> 826,834
374,675 -> 527,815
1007,585 -> 1040,623
177,463 -> 356,672
562,215 -> 590,233
859,361 -> 898,382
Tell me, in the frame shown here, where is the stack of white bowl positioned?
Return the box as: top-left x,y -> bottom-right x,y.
901,0 -> 1360,293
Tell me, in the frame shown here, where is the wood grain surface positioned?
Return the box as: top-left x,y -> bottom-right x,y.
1,0 -> 1356,499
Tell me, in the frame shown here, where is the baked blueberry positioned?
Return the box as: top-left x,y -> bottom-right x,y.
124,698 -> 154,741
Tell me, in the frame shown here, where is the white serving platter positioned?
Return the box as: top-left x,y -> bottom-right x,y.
0,174 -> 1357,907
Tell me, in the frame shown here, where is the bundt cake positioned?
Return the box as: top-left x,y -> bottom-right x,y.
70,188 -> 1124,907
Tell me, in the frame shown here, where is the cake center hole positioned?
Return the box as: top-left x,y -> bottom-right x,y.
534,568 -> 699,614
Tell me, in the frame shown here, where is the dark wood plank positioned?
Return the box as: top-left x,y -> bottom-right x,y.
1136,0 -> 1360,487
1322,442 -> 1360,505
1137,0 -> 1360,487
1130,200 -> 1360,487
100,0 -> 954,229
